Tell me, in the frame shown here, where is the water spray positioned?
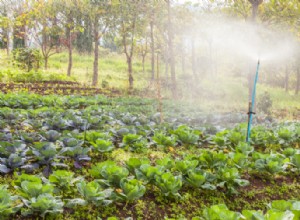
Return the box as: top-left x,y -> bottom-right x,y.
246,60 -> 260,143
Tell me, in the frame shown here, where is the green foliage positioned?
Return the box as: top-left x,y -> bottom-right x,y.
257,91 -> 273,115
241,210 -> 265,220
76,180 -> 112,206
118,178 -> 146,201
135,164 -> 164,183
175,160 -> 199,175
172,125 -> 200,146
21,193 -> 63,218
198,150 -> 227,170
91,139 -> 114,153
89,161 -> 129,186
292,154 -> 300,170
252,152 -> 288,174
0,69 -> 76,83
155,173 -> 182,197
217,168 -> 249,194
122,134 -> 148,153
12,48 -> 42,72
125,157 -> 150,173
152,132 -> 177,148
0,185 -> 22,218
49,170 -> 81,189
16,181 -> 54,199
203,204 -> 241,220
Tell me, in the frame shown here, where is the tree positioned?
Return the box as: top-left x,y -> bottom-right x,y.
260,0 -> 300,94
55,0 -> 83,76
0,0 -> 17,55
136,36 -> 148,74
248,0 -> 263,22
86,0 -> 114,86
26,0 -> 62,69
165,0 -> 177,98
117,0 -> 146,91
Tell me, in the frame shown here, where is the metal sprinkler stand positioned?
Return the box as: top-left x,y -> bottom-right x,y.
246,60 -> 260,143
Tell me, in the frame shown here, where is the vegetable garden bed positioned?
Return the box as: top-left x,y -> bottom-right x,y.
0,93 -> 299,219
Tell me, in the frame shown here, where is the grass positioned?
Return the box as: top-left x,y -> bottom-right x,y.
0,48 -> 299,117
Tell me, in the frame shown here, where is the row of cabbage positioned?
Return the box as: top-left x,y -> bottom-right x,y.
1,164 -> 299,219
0,124 -> 299,176
0,105 -> 299,147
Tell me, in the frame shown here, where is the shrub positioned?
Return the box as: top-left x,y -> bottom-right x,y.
12,48 -> 42,71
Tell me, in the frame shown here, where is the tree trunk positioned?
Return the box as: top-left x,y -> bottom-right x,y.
127,56 -> 134,90
67,26 -> 72,77
167,0 -> 177,98
24,25 -> 29,47
150,20 -> 155,80
191,40 -> 197,80
7,10 -> 13,55
165,58 -> 169,80
295,67 -> 299,95
285,65 -> 289,92
45,57 -> 48,69
249,0 -> 263,22
92,17 -> 99,87
181,51 -> 185,76
142,55 -> 145,74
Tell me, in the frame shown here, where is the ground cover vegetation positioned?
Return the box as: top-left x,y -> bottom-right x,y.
0,93 -> 298,219
0,0 -> 299,219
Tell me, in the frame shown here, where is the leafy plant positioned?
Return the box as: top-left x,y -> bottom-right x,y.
156,157 -> 175,170
76,180 -> 112,206
116,178 -> 146,201
152,132 -> 176,149
90,161 -> 129,186
257,91 -> 272,115
0,185 -> 22,218
172,125 -> 200,146
252,152 -> 288,174
175,160 -> 199,175
32,142 -> 67,176
135,164 -> 164,183
60,138 -> 90,168
198,150 -> 227,171
12,48 -> 42,72
291,154 -> 300,171
125,158 -> 150,174
122,134 -> 148,153
42,130 -> 61,142
91,139 -> 114,153
16,181 -> 54,199
217,168 -> 249,194
185,169 -> 215,190
49,170 -> 82,190
155,173 -> 182,197
0,153 -> 27,173
203,204 -> 241,220
21,194 -> 63,218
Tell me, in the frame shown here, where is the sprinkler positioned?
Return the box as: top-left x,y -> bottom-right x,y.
246,60 -> 260,143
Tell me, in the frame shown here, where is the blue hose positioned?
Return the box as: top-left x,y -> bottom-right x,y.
246,60 -> 260,143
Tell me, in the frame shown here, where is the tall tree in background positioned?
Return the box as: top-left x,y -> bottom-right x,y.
87,0 -> 114,86
0,0 -> 17,55
248,0 -> 263,22
165,0 -> 177,98
56,0 -> 83,76
261,0 -> 300,94
27,0 -> 62,69
117,0 -> 145,91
